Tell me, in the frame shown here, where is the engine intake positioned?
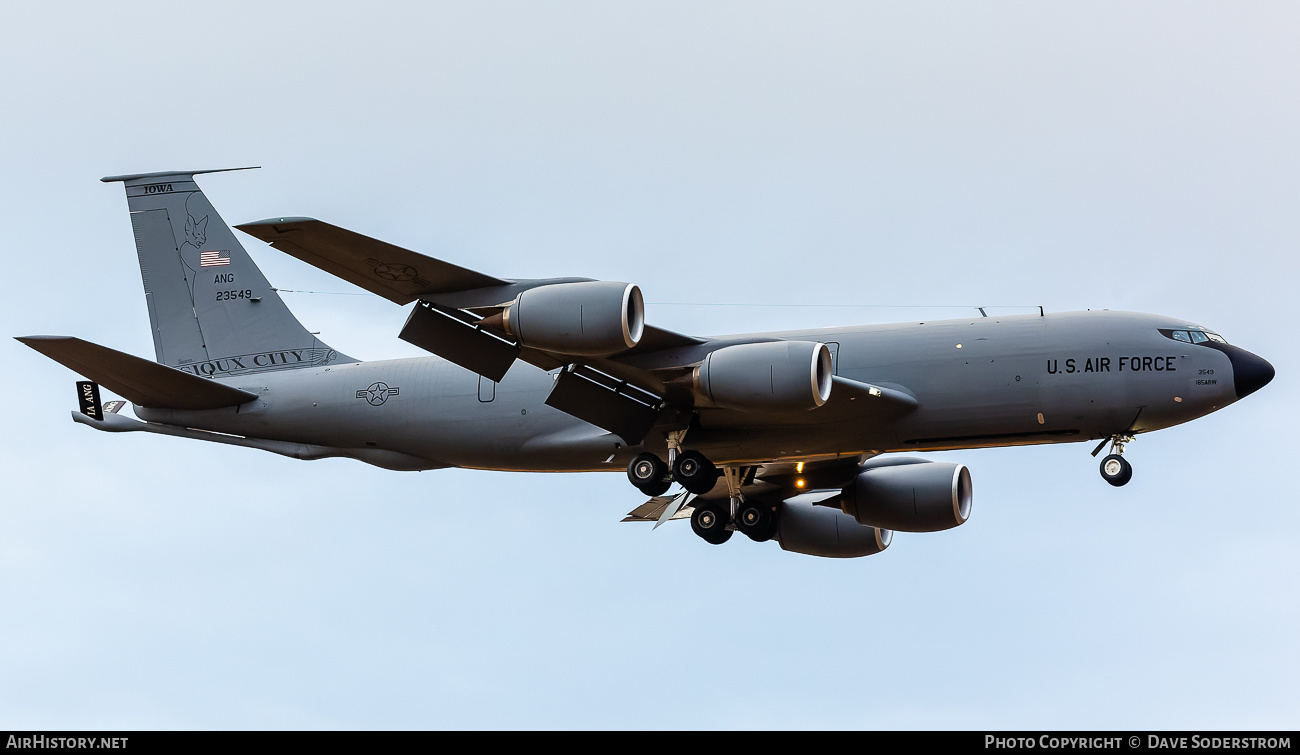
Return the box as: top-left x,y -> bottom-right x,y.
840,458 -> 972,532
504,281 -> 644,356
694,341 -> 832,412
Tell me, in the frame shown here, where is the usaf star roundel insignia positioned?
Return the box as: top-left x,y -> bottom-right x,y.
373,263 -> 418,282
356,381 -> 400,406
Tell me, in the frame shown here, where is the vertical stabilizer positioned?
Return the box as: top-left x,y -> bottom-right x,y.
101,169 -> 354,377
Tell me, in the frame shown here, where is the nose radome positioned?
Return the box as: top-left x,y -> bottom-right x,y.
1224,345 -> 1275,399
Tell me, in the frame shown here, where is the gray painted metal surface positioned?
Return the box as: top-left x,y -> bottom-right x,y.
15,171 -> 1277,557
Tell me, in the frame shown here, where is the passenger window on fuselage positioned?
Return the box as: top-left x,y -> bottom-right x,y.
1171,330 -> 1191,343
1190,331 -> 1209,343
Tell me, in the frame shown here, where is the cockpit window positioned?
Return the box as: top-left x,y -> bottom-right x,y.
1158,327 -> 1229,345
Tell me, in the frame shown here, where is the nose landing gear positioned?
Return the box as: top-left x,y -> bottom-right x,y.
1093,434 -> 1135,487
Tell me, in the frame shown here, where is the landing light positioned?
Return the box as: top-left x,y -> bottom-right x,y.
796,478 -> 805,488
796,462 -> 804,473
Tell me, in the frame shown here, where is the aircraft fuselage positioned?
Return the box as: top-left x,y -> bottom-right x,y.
134,309 -> 1269,472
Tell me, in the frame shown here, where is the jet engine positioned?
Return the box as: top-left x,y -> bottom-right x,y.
839,458 -> 972,532
693,341 -> 833,412
503,281 -> 644,356
775,498 -> 892,558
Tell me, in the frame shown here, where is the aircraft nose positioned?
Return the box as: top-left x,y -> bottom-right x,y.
1222,344 -> 1275,399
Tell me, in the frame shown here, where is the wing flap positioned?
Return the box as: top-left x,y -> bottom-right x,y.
16,336 -> 257,410
544,365 -> 663,444
398,301 -> 521,382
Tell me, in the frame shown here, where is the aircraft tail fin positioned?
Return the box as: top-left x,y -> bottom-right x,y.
101,169 -> 354,378
15,336 -> 257,410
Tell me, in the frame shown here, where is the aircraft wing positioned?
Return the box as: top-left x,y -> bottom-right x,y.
237,216 -> 915,444
235,217 -> 511,305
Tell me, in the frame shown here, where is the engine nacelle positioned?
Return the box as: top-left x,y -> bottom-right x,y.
504,281 -> 644,356
776,498 -> 892,558
840,458 -> 972,532
693,341 -> 833,412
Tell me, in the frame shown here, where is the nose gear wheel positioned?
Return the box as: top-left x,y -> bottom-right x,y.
1092,434 -> 1135,487
1099,454 -> 1133,487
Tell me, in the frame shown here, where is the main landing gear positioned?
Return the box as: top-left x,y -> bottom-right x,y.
690,500 -> 732,545
627,452 -> 671,496
1093,434 -> 1135,487
628,446 -> 779,546
626,449 -> 719,496
687,465 -> 777,545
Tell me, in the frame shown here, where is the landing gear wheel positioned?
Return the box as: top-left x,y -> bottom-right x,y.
736,500 -> 778,542
628,452 -> 670,495
674,450 -> 719,494
690,501 -> 733,545
1100,454 -> 1133,487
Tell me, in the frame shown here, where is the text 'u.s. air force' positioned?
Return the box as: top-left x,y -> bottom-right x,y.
1046,356 -> 1177,374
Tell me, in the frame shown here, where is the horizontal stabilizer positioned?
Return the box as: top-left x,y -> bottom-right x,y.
235,217 -> 509,305
100,166 -> 259,183
16,336 -> 257,410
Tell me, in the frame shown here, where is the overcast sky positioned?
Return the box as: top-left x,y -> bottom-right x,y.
1,2 -> 1296,729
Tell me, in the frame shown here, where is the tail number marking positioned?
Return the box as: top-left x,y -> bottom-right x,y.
216,289 -> 254,301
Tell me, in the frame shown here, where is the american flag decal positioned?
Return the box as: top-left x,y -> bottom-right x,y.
199,250 -> 231,267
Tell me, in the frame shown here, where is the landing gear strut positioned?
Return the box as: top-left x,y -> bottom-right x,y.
1094,434 -> 1135,487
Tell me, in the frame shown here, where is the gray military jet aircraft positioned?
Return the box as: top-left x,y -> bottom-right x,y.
17,169 -> 1275,558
